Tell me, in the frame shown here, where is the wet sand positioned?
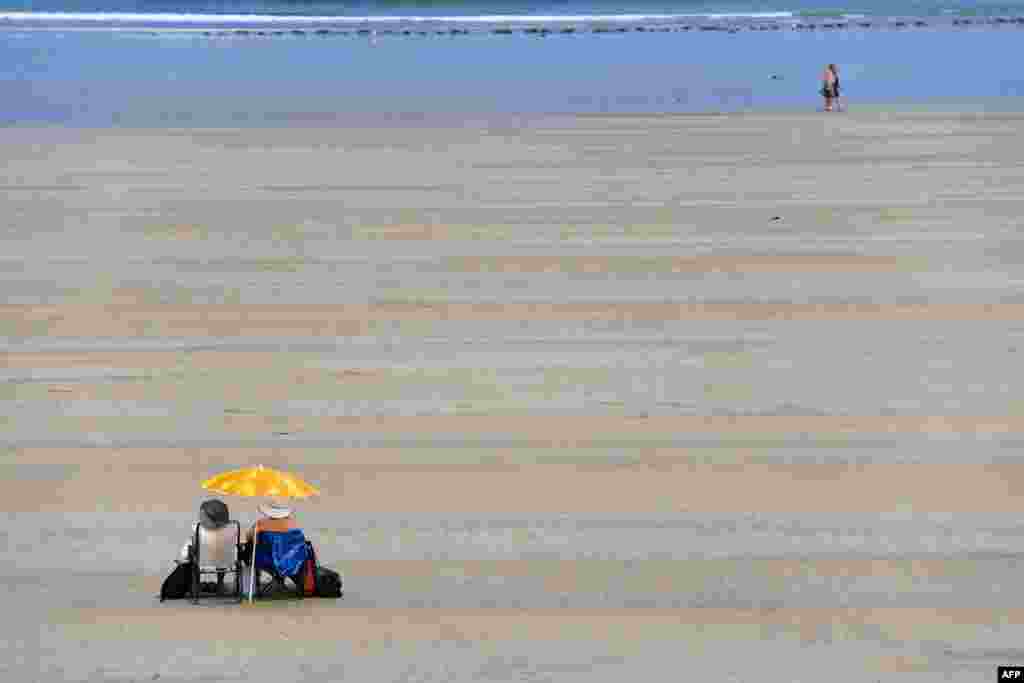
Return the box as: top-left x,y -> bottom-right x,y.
4,112 -> 1024,681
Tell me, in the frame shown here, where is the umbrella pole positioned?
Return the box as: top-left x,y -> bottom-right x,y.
249,523 -> 257,603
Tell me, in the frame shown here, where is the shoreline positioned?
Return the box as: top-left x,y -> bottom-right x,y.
6,105 -> 1024,132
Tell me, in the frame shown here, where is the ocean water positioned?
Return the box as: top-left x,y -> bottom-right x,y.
2,0 -> 1024,124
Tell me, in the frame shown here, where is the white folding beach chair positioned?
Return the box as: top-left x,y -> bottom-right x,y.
187,520 -> 243,604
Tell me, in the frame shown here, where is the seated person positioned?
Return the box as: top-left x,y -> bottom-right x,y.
179,498 -> 236,594
242,498 -> 308,594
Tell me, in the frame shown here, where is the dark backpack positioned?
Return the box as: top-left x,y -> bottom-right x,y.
301,541 -> 318,597
315,567 -> 343,598
302,540 -> 342,598
160,562 -> 193,601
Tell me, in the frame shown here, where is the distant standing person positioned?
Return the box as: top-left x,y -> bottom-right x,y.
821,63 -> 839,112
831,64 -> 841,111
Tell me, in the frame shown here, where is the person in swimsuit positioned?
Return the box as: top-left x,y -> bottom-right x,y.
821,64 -> 836,112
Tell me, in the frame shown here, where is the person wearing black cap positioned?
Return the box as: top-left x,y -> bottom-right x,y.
179,499 -> 234,595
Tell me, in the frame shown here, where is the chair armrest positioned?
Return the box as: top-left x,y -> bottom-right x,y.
189,523 -> 200,562
231,520 -> 243,551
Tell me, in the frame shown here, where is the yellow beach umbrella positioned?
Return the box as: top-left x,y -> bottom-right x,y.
200,464 -> 320,602
201,464 -> 320,499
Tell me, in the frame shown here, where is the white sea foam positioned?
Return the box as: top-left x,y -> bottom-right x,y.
0,10 -> 796,28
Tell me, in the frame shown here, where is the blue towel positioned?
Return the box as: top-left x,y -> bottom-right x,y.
254,529 -> 308,577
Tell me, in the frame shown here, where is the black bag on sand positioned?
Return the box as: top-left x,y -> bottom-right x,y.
304,540 -> 342,598
160,562 -> 193,601
315,567 -> 343,598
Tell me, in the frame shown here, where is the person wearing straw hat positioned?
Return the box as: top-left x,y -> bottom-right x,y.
246,497 -> 300,542
240,496 -> 305,596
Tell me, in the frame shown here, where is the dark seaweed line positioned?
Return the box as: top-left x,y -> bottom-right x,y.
13,15 -> 1018,39
188,18 -> 1024,38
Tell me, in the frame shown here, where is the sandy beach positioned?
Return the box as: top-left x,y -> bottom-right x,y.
4,111 -> 1024,681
